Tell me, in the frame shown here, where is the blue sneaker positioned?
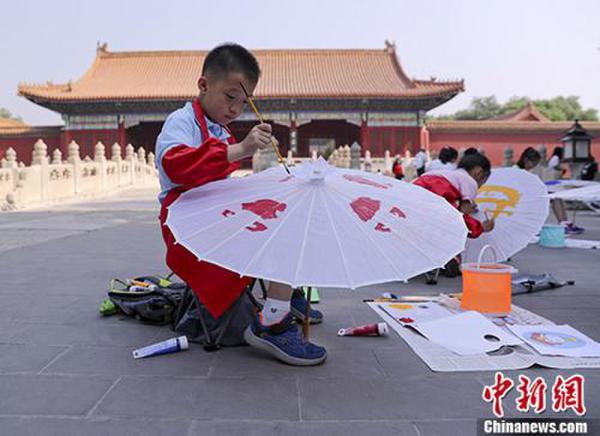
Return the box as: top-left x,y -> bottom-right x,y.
243,313 -> 327,366
290,288 -> 323,324
564,222 -> 584,235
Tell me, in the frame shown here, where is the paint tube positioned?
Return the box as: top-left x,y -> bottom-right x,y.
337,322 -> 388,337
132,336 -> 189,359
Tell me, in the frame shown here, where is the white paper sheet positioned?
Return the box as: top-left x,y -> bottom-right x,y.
564,239 -> 600,249
412,311 -> 523,355
508,324 -> 600,358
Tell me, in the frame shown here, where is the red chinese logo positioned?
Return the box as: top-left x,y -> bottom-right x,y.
482,372 -> 587,418
515,375 -> 547,414
552,374 -> 586,416
482,372 -> 514,418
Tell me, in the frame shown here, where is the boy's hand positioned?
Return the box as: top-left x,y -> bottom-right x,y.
243,123 -> 272,153
482,219 -> 495,233
459,200 -> 476,215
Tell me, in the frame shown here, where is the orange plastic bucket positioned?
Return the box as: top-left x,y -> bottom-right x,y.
460,245 -> 517,315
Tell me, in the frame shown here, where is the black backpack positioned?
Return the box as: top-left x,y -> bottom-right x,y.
107,275 -> 187,325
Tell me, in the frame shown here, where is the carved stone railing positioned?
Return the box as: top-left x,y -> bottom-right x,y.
0,140 -> 158,211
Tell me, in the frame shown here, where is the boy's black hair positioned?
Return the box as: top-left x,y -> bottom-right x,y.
551,146 -> 564,159
439,146 -> 458,164
458,152 -> 491,176
516,147 -> 541,169
202,43 -> 261,84
463,147 -> 479,156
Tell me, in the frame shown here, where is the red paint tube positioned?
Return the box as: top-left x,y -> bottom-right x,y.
337,322 -> 388,337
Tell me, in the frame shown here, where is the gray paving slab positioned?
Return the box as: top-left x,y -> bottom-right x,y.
94,376 -> 299,420
413,419 -> 476,436
43,344 -> 215,377
0,344 -> 66,373
187,420 -> 419,436
0,417 -> 191,436
0,374 -> 115,416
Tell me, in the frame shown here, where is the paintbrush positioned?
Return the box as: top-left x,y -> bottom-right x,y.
239,82 -> 290,175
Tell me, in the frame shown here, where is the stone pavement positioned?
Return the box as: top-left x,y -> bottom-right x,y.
0,187 -> 599,436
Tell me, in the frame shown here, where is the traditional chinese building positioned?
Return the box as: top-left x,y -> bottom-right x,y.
5,42 -> 464,164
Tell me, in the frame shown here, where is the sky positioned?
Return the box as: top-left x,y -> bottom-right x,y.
1,0 -> 599,125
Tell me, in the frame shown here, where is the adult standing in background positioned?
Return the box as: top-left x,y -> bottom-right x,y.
413,148 -> 428,177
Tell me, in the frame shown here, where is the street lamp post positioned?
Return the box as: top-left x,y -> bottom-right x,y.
561,120 -> 593,179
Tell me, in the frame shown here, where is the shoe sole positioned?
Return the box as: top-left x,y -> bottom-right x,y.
243,327 -> 327,366
290,306 -> 323,324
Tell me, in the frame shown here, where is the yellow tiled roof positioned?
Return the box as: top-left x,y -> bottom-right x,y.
18,45 -> 464,102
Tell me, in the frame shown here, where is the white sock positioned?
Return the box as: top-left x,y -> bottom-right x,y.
260,298 -> 290,326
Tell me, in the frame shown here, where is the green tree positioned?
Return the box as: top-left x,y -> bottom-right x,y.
453,96 -> 503,120
0,108 -> 22,122
431,96 -> 598,121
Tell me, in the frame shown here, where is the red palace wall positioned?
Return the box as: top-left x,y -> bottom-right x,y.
0,131 -> 61,165
361,126 -> 422,156
427,130 -> 600,166
63,129 -> 121,160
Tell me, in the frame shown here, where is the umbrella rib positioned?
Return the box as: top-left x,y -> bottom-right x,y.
239,187 -> 315,277
320,188 -> 354,288
322,188 -> 411,280
291,184 -> 319,286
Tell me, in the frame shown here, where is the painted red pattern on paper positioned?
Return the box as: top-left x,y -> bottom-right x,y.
375,222 -> 391,233
343,174 -> 390,190
242,199 -> 287,219
350,197 -> 381,222
245,221 -> 268,232
222,209 -> 236,217
390,207 -> 406,218
399,317 -> 414,323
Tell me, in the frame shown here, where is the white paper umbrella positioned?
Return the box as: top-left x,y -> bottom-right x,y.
463,167 -> 549,263
165,158 -> 468,289
549,183 -> 600,202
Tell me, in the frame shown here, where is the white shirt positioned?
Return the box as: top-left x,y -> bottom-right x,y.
548,155 -> 560,169
155,102 -> 231,202
413,151 -> 427,169
427,159 -> 457,172
426,168 -> 479,201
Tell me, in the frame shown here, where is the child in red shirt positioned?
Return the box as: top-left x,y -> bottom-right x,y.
156,44 -> 326,366
413,152 -> 495,276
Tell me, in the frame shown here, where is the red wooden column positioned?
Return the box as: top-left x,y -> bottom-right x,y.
117,120 -> 127,147
360,112 -> 370,150
289,118 -> 298,154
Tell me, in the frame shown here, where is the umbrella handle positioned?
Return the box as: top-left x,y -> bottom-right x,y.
476,245 -> 498,269
302,287 -> 312,340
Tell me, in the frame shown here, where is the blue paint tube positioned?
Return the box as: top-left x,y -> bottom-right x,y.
132,336 -> 189,359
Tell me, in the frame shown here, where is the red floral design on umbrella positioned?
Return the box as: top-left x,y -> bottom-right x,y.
390,207 -> 406,219
350,197 -> 381,222
242,199 -> 287,219
375,222 -> 391,233
246,221 -> 268,232
343,174 -> 391,190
